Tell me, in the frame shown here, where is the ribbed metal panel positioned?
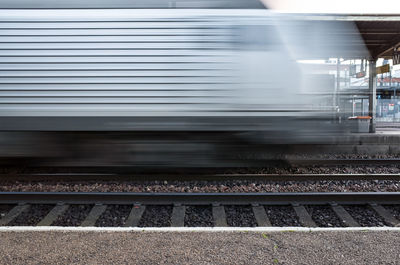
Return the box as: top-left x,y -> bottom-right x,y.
0,0 -> 266,9
1,10 -> 271,119
0,9 -> 310,135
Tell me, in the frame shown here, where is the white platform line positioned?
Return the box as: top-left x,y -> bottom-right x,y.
1,226 -> 400,233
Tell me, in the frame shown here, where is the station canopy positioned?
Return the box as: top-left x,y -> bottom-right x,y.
263,0 -> 400,59
354,18 -> 400,59
296,15 -> 400,60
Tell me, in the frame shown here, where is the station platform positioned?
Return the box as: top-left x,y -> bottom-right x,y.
326,132 -> 400,154
0,230 -> 398,264
376,127 -> 400,134
288,127 -> 400,155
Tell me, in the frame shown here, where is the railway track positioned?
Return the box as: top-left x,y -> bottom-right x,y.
0,192 -> 399,228
3,158 -> 400,181
2,173 -> 400,182
288,158 -> 400,166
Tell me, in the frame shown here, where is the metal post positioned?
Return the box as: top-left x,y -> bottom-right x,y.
361,99 -> 364,116
395,87 -> 397,123
335,58 -> 340,122
368,60 -> 377,133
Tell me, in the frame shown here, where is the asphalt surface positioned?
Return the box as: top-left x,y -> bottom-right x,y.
0,231 -> 399,264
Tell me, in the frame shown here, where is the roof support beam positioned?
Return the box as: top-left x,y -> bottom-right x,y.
376,40 -> 400,58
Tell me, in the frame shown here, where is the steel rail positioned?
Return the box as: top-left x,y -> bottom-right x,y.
0,192 -> 399,205
288,158 -> 400,166
2,173 -> 400,181
212,173 -> 400,181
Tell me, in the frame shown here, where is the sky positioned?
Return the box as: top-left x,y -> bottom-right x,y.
262,0 -> 400,14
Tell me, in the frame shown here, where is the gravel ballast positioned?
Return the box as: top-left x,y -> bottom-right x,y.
95,205 -> 132,227
3,162 -> 400,193
184,206 -> 213,227
138,205 -> 172,227
0,203 -> 399,227
2,179 -> 400,193
52,204 -> 92,226
0,204 -> 15,219
264,205 -> 301,227
343,205 -> 389,227
383,205 -> 400,221
7,204 -> 53,226
225,205 -> 257,227
305,205 -> 345,227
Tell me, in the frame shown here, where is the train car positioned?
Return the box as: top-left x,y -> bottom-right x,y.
0,0 -> 365,168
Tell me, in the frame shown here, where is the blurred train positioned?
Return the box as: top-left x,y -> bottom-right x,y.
0,0 -> 369,168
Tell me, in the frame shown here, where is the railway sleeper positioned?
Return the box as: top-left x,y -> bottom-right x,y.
0,201 -> 399,228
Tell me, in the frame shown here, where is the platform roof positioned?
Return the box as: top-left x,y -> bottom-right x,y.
292,14 -> 400,60
263,0 -> 400,14
355,18 -> 400,59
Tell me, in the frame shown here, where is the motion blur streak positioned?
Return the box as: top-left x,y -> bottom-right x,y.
0,3 -> 368,168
